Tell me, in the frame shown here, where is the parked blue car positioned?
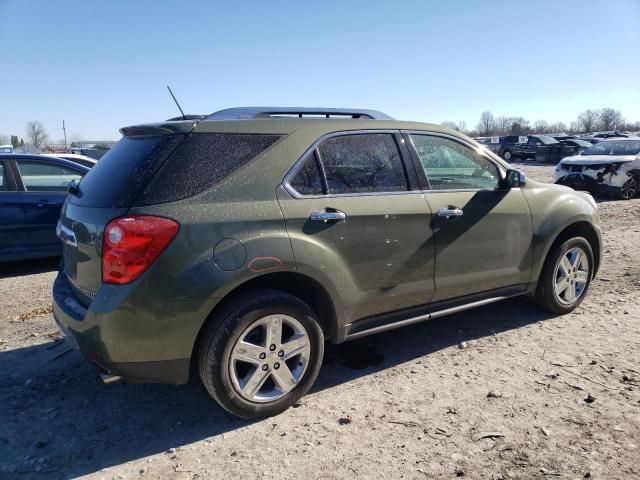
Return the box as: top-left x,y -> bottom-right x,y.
0,154 -> 89,261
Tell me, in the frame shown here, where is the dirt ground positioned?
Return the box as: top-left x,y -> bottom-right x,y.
1,162 -> 639,480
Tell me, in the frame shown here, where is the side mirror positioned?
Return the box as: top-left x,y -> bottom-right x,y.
503,169 -> 527,189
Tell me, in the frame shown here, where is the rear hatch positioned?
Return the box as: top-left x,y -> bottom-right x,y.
59,120 -> 285,302
59,122 -> 194,301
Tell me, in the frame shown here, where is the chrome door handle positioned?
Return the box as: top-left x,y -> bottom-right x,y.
437,207 -> 464,218
310,210 -> 346,222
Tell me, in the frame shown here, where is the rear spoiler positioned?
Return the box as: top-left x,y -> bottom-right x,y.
120,120 -> 199,137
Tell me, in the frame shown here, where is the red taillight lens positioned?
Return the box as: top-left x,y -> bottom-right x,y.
102,215 -> 180,284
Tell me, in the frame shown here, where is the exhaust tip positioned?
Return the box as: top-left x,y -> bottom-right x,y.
100,373 -> 123,385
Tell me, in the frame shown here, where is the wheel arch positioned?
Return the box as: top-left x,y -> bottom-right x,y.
189,271 -> 338,373
535,220 -> 601,283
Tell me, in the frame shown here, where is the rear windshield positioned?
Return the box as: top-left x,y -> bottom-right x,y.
73,132 -> 283,208
134,133 -> 282,205
73,135 -> 184,207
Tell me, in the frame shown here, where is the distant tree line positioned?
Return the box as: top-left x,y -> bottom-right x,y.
0,121 -> 85,151
442,108 -> 638,137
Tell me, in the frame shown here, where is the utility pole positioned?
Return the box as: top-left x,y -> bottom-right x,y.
62,120 -> 68,151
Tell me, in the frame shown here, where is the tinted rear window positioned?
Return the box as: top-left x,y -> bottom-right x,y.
317,133 -> 408,194
289,151 -> 324,195
73,135 -> 184,207
134,133 -> 282,205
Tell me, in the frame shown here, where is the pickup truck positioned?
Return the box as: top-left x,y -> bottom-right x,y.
478,135 -> 575,162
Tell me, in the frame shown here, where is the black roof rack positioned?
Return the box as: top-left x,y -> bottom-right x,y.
205,107 -> 393,121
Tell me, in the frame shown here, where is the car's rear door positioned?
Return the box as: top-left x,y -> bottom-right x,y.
13,159 -> 84,254
0,159 -> 28,259
277,131 -> 435,330
404,131 -> 533,304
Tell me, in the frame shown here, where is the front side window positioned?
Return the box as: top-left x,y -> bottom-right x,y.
316,133 -> 408,194
16,161 -> 83,192
409,135 -> 500,190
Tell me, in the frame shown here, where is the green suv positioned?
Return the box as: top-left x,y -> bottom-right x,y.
53,107 -> 602,418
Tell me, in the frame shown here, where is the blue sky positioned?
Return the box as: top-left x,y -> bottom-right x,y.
1,0 -> 638,141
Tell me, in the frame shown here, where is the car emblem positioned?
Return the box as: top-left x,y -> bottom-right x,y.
56,221 -> 78,247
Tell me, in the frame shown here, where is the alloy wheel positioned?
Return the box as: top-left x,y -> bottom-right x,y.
553,247 -> 590,306
229,314 -> 311,403
620,177 -> 638,200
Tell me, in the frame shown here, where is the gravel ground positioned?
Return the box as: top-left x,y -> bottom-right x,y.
1,162 -> 639,479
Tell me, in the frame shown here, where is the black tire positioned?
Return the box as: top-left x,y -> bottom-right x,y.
535,236 -> 594,314
198,289 -> 324,419
616,176 -> 638,200
502,150 -> 512,161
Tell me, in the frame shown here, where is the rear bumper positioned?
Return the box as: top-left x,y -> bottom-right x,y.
52,270 -> 212,384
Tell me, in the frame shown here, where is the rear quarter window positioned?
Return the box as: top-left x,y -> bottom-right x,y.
135,133 -> 283,205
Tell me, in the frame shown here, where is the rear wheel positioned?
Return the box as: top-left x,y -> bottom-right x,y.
535,237 -> 593,314
503,150 -> 513,161
617,176 -> 638,200
198,289 -> 324,418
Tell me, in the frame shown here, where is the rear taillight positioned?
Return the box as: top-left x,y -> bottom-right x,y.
102,215 -> 180,284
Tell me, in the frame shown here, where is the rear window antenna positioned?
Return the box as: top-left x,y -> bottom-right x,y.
166,85 -> 185,120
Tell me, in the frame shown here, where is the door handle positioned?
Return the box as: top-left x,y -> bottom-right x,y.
437,207 -> 464,218
36,200 -> 54,208
310,210 -> 346,222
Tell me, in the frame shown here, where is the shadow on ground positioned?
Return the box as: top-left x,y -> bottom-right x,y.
0,257 -> 59,280
0,298 -> 553,478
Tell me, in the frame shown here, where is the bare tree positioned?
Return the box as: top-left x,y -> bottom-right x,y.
495,116 -> 512,135
441,121 -> 460,131
477,111 -> 495,136
568,122 -> 579,134
533,120 -> 549,134
598,108 -> 624,131
548,121 -> 567,133
509,117 -> 531,135
577,109 -> 598,133
26,121 -> 48,148
457,121 -> 467,133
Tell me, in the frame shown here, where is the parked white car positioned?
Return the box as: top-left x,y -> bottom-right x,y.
46,153 -> 97,168
554,138 -> 640,200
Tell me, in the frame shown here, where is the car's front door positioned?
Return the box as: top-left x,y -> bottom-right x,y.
0,160 -> 28,259
405,132 -> 533,304
277,132 -> 435,327
14,160 -> 83,254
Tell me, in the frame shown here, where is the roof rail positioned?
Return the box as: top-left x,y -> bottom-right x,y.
205,107 -> 394,121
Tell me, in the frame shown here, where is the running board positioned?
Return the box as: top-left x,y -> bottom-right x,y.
343,295 -> 516,341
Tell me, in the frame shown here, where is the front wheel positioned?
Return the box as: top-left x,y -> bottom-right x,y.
198,289 -> 324,418
617,176 -> 638,200
503,150 -> 513,161
535,237 -> 593,314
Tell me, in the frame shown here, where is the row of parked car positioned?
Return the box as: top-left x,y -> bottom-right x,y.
0,152 -> 95,261
474,133 -> 640,200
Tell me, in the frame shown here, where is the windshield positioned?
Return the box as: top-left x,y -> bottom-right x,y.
583,140 -> 640,156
